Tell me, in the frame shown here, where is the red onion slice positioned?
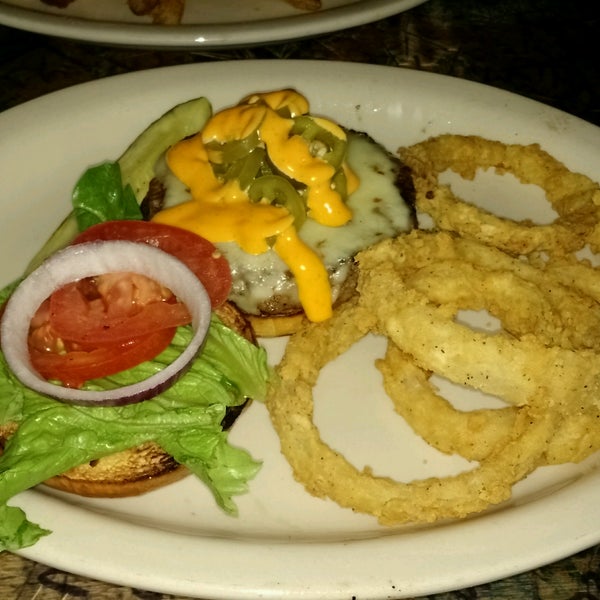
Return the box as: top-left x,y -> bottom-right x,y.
1,240 -> 212,406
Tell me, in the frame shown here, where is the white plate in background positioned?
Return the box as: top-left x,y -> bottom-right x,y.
0,0 -> 428,48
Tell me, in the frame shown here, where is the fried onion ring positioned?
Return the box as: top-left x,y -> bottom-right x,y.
266,229 -> 600,525
376,342 -> 517,463
369,230 -> 600,350
357,232 -> 600,409
266,129 -> 600,527
266,295 -> 558,525
377,342 -> 600,465
361,231 -> 600,465
399,135 -> 600,256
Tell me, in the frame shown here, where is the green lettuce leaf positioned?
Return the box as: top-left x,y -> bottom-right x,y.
72,161 -> 142,231
0,316 -> 270,552
0,504 -> 50,552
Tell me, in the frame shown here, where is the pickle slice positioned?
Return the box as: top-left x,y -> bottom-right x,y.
25,97 -> 212,274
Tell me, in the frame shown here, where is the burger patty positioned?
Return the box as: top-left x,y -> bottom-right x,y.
142,130 -> 416,319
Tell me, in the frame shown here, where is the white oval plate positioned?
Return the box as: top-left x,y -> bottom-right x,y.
0,0 -> 428,49
4,60 -> 600,599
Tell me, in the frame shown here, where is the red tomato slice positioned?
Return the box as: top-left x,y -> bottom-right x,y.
48,276 -> 191,345
72,220 -> 232,308
28,220 -> 230,387
30,328 -> 176,388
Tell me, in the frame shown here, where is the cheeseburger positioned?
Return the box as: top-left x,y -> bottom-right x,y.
0,87 -> 415,552
144,89 -> 416,335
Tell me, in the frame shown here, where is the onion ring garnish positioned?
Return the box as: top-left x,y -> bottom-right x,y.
265,297 -> 558,525
378,341 -> 600,466
399,134 -> 600,256
265,229 -> 600,525
264,132 -> 600,526
1,240 -> 212,406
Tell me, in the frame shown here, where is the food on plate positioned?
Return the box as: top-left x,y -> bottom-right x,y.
146,89 -> 416,336
265,135 -> 600,524
42,299 -> 257,498
367,231 -> 600,449
399,134 -> 600,256
379,341 -> 600,467
0,156 -> 270,550
0,84 -> 414,551
127,0 -> 185,24
32,89 -> 416,337
5,75 -> 599,549
264,288 -> 558,524
4,238 -> 213,403
26,96 -> 213,275
40,0 -> 321,24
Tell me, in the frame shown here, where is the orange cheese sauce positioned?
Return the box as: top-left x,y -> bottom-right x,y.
152,89 -> 358,323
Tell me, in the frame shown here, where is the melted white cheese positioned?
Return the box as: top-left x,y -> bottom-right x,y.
156,132 -> 413,315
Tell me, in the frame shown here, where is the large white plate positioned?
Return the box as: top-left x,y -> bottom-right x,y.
3,60 -> 600,599
0,0 -> 428,49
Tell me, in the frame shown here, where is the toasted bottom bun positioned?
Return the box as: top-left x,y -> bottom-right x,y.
44,443 -> 190,497
246,312 -> 308,338
41,301 -> 254,498
245,261 -> 360,338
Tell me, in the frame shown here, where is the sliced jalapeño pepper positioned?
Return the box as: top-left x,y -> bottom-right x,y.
248,175 -> 306,229
331,168 -> 348,200
205,129 -> 261,165
222,147 -> 267,190
290,115 -> 347,169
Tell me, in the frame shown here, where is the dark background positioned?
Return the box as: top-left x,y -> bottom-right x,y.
0,0 -> 598,126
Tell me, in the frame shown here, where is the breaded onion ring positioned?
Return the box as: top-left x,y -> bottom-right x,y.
377,342 -> 518,463
399,135 -> 600,256
266,229 -> 600,525
377,342 -> 600,466
361,231 -> 600,466
357,232 -> 600,409
265,297 -> 558,525
367,230 -> 600,350
266,127 -> 600,527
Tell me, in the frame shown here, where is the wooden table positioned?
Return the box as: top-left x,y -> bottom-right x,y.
0,0 -> 599,598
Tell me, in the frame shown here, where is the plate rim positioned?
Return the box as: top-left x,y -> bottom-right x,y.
0,0 -> 429,49
2,59 -> 600,599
